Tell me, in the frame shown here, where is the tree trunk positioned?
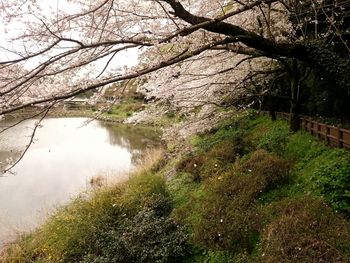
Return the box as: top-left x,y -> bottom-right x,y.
289,59 -> 300,132
269,109 -> 276,121
267,96 -> 276,121
290,101 -> 300,132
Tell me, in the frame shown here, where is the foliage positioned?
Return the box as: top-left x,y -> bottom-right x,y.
191,119 -> 248,152
256,197 -> 350,263
81,208 -> 187,263
1,171 -> 188,263
177,136 -> 250,181
286,137 -> 350,216
253,116 -> 350,216
168,172 -> 201,209
310,149 -> 350,216
173,115 -> 350,262
242,150 -> 291,190
104,98 -> 144,120
284,131 -> 326,161
192,150 -> 290,253
182,247 -> 238,263
169,171 -> 207,230
3,115 -> 350,263
257,123 -> 289,156
175,118 -> 252,182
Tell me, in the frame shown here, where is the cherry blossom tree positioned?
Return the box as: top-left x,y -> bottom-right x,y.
0,0 -> 349,131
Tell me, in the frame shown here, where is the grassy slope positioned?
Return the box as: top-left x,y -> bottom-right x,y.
99,96 -> 144,122
2,113 -> 350,263
170,113 -> 350,262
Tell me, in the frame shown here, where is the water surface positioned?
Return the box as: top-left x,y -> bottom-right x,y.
0,117 -> 160,244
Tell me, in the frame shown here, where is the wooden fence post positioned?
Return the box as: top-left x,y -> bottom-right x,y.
255,110 -> 350,150
304,119 -> 308,132
326,126 -> 330,145
337,127 -> 343,148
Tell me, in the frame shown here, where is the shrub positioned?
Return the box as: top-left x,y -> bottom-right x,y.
122,172 -> 172,216
257,125 -> 289,156
242,150 -> 291,191
176,138 -> 251,181
284,131 -> 326,161
192,120 -> 246,152
2,172 -> 188,263
309,149 -> 350,215
206,138 -> 251,161
257,197 -> 350,263
176,154 -> 205,182
192,168 -> 265,252
182,247 -> 238,263
192,150 -> 290,253
81,208 -> 188,263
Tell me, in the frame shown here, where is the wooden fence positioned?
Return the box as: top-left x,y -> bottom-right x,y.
273,112 -> 350,150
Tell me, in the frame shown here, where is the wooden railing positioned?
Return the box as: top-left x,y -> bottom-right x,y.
271,112 -> 350,150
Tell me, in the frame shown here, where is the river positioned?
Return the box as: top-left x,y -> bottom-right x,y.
0,117 -> 161,244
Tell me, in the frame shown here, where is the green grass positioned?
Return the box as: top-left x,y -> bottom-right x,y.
103,97 -> 144,121
170,114 -> 350,262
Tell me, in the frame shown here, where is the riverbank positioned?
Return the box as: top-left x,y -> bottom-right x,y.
3,108 -> 139,124
3,90 -> 146,124
2,112 -> 350,262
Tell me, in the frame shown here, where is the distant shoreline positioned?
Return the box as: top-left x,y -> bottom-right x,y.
3,109 -> 125,123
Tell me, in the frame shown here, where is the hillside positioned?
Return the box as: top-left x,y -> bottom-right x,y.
2,112 -> 350,262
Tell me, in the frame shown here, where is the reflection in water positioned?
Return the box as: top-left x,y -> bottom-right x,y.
101,122 -> 162,165
0,118 -> 160,244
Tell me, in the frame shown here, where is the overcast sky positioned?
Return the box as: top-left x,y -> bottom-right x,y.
0,0 -> 140,71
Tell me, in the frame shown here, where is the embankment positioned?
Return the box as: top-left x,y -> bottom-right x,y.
2,113 -> 350,262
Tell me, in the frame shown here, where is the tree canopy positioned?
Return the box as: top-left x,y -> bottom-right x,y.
0,0 -> 349,124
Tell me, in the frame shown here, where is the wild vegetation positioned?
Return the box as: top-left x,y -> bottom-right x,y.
1,1 -> 350,262
2,113 -> 350,262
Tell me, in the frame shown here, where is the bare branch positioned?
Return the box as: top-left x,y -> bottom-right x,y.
1,104 -> 53,175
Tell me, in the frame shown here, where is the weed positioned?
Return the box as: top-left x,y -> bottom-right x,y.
257,125 -> 289,156
177,138 -> 251,181
285,131 -> 326,161
3,115 -> 350,263
242,150 -> 291,191
81,207 -> 188,263
1,166 -> 187,262
309,149 -> 350,215
257,197 -> 350,263
182,246 -> 238,263
192,150 -> 290,253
